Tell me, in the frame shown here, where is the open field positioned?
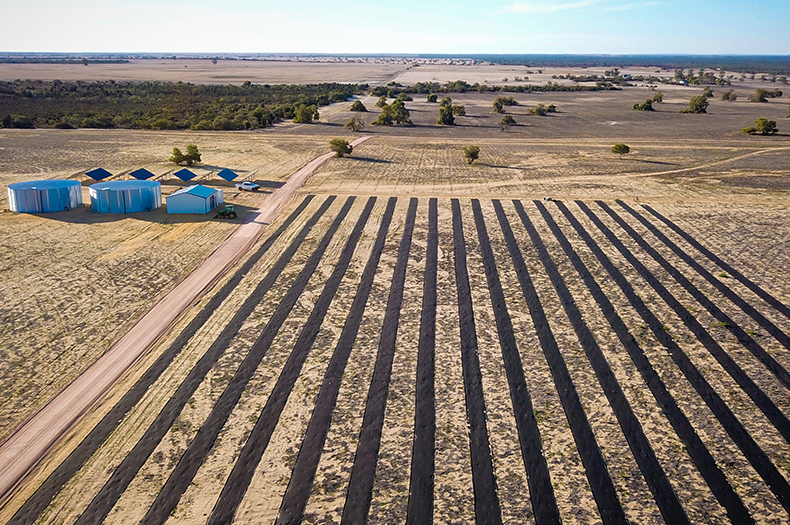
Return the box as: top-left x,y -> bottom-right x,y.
1,65 -> 790,524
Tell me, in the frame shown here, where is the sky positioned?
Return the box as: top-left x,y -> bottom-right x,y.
2,0 -> 790,55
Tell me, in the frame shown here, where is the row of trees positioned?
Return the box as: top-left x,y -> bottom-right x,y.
0,80 -> 367,130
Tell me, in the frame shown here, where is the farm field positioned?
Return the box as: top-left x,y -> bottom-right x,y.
1,64 -> 790,524
2,192 -> 790,524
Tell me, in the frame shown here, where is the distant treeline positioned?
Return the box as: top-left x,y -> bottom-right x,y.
416,54 -> 790,75
0,58 -> 129,64
372,79 -> 618,97
0,80 -> 367,130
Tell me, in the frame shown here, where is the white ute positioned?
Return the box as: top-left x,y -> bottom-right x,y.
235,181 -> 261,192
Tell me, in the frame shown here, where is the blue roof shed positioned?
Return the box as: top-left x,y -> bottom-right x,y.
166,185 -> 224,214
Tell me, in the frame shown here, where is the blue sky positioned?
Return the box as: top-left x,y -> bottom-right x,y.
2,0 -> 789,54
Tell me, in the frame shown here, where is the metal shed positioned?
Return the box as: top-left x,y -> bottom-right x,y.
89,180 -> 162,214
7,180 -> 83,213
166,185 -> 224,214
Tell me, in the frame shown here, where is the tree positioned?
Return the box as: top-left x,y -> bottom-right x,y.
170,144 -> 201,166
396,92 -> 413,102
349,100 -> 367,112
680,95 -> 708,114
633,99 -> 654,111
426,94 -> 438,103
437,104 -> 455,125
375,96 -> 388,108
612,143 -> 630,159
742,117 -> 778,135
169,147 -> 185,165
721,90 -> 737,101
329,138 -> 353,157
492,98 -> 504,113
344,117 -> 364,132
652,92 -> 664,103
499,115 -> 516,127
372,100 -> 411,126
463,145 -> 480,165
702,86 -> 714,98
293,104 -> 319,123
752,88 -> 767,103
439,96 -> 453,107
452,104 -> 466,116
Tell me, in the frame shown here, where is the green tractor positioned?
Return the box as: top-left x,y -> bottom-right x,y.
215,204 -> 237,219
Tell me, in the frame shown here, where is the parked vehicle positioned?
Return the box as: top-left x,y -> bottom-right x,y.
215,204 -> 237,219
235,181 -> 260,192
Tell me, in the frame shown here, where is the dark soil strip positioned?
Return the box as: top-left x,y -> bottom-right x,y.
8,196 -> 316,525
473,200 -> 560,524
405,198 -> 438,525
445,198 -> 502,525
617,201 -> 790,368
579,202 -> 790,447
275,198 -> 398,525
565,201 -> 790,513
340,197 -> 419,525
641,205 -> 790,321
539,201 -> 754,524
138,197 -> 356,525
531,200 -> 689,524
509,200 -> 627,525
207,197 -> 377,525
72,196 -> 336,525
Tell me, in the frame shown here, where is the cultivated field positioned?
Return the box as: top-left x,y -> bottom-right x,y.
1,63 -> 790,524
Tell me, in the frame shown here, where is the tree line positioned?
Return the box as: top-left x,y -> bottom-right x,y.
0,80 -> 367,130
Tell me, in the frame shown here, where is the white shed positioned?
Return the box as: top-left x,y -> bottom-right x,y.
166,185 -> 224,214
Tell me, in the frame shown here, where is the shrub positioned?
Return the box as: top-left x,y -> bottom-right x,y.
349,100 -> 367,112
375,96 -> 388,108
633,99 -> 654,111
742,117 -> 777,135
612,143 -> 630,158
463,145 -> 480,164
680,95 -> 708,114
426,94 -> 438,103
499,115 -> 516,126
652,92 -> 664,103
329,138 -> 353,157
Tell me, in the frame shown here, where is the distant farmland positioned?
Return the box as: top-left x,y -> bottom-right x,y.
6,195 -> 790,524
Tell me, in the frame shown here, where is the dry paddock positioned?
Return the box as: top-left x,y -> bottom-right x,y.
3,191 -> 790,524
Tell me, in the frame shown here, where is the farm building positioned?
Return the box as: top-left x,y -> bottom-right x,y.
7,180 -> 83,213
89,180 -> 161,214
166,185 -> 224,214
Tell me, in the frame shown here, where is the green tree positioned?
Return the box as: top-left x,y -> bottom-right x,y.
752,88 -> 767,102
184,144 -> 202,166
375,96 -> 388,108
439,96 -> 453,107
499,115 -> 516,127
452,104 -> 466,116
463,145 -> 480,165
680,95 -> 709,114
437,104 -> 455,125
344,117 -> 363,132
372,100 -> 411,126
493,99 -> 504,113
426,94 -> 438,103
169,147 -> 185,165
702,86 -> 714,98
742,117 -> 778,135
721,89 -> 737,101
396,92 -> 413,102
612,143 -> 630,159
293,104 -> 319,123
633,99 -> 654,111
652,92 -> 664,103
349,100 -> 367,112
329,138 -> 353,157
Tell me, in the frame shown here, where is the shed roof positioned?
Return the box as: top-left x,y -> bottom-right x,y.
86,168 -> 112,180
173,168 -> 197,181
217,168 -> 239,181
168,184 -> 218,199
130,168 -> 155,180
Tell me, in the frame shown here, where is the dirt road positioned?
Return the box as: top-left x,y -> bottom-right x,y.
0,136 -> 370,503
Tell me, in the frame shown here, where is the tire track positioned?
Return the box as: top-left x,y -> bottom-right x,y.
545,201 -> 754,524
449,198 -> 502,525
7,196 -> 316,525
207,197 -> 377,525
474,200 -> 560,524
641,205 -> 790,321
579,202 -> 790,446
531,200 -> 689,524
139,196 -> 356,525
571,200 -> 790,513
617,201 -> 790,360
509,200 -> 627,525
72,196 -> 337,525
406,198 -> 438,525
275,197 -> 397,525
341,198 -> 418,525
